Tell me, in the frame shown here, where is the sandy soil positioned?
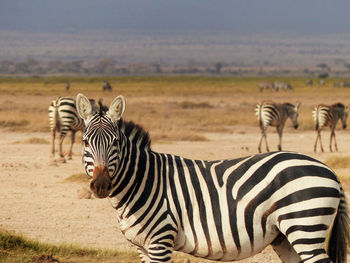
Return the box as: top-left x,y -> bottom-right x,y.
1,127 -> 350,262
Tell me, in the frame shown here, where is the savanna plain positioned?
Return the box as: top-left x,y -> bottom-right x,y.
1,76 -> 350,263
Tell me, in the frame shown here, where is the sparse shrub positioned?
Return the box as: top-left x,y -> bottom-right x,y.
13,138 -> 49,144
325,156 -> 350,169
178,101 -> 213,109
0,120 -> 29,128
62,173 -> 90,183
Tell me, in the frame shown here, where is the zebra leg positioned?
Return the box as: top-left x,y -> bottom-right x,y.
51,128 -> 56,158
264,133 -> 270,152
68,131 -> 76,160
313,132 -> 319,153
58,132 -> 67,163
259,128 -> 270,152
137,247 -> 151,263
147,243 -> 173,263
137,244 -> 173,263
330,130 -> 338,152
317,131 -> 324,152
277,126 -> 283,151
271,233 -> 301,263
277,220 -> 333,262
258,133 -> 264,153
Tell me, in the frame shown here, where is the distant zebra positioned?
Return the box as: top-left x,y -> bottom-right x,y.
102,81 -> 112,92
258,82 -> 276,92
319,79 -> 326,86
48,97 -> 98,161
312,103 -> 348,152
255,101 -> 300,153
274,81 -> 294,92
75,93 -> 349,263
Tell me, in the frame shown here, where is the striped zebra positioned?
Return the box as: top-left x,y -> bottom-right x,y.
255,101 -> 300,153
76,93 -> 349,263
273,81 -> 294,92
258,82 -> 277,92
48,96 -> 98,161
312,103 -> 348,152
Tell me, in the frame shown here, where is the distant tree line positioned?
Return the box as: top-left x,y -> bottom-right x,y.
2,58 -> 350,76
0,58 -> 233,76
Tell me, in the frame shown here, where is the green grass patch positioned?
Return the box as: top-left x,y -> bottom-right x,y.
0,229 -> 138,263
62,173 -> 90,183
0,229 -> 210,263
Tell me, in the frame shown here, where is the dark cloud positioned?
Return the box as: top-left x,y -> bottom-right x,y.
0,0 -> 349,33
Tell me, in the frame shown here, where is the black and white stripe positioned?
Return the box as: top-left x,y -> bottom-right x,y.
76,94 -> 349,263
49,96 -> 97,161
255,101 -> 300,153
312,103 -> 348,152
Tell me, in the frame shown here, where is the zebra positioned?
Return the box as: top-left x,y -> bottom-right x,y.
312,103 -> 348,152
258,82 -> 276,92
75,93 -> 349,263
255,101 -> 300,153
48,96 -> 98,161
319,79 -> 326,86
273,81 -> 294,92
102,81 -> 112,92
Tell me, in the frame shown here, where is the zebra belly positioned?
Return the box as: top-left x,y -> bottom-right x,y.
174,225 -> 278,261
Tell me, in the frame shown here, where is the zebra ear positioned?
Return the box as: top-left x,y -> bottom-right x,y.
296,102 -> 301,111
108,95 -> 125,122
76,93 -> 93,122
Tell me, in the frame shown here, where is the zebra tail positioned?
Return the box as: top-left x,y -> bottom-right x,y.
255,104 -> 263,127
52,98 -> 61,132
328,188 -> 350,263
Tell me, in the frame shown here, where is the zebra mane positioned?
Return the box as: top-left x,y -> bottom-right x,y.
283,102 -> 294,107
332,102 -> 345,108
118,119 -> 152,150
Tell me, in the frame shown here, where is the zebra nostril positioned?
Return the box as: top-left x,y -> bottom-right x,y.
294,124 -> 299,129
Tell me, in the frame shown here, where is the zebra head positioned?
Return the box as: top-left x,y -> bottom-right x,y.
76,93 -> 125,198
341,105 -> 348,129
286,102 -> 300,129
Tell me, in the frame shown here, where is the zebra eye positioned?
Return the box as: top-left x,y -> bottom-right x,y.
83,140 -> 90,147
112,139 -> 119,147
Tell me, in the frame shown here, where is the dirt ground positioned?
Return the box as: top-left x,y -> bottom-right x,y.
1,126 -> 350,262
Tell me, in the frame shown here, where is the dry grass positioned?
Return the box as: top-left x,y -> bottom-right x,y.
0,228 -> 210,263
13,137 -> 50,144
62,173 -> 90,183
1,76 -> 350,141
325,156 -> 350,169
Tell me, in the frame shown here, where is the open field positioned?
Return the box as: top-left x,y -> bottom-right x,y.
1,76 -> 350,262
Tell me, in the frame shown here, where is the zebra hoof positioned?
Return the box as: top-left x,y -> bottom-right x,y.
48,159 -> 58,166
59,157 -> 67,163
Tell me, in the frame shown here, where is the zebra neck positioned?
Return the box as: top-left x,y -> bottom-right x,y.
108,136 -> 160,214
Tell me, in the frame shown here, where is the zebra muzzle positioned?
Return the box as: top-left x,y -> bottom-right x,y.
90,166 -> 112,198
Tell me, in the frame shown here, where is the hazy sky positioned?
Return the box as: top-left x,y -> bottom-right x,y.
1,0 -> 350,34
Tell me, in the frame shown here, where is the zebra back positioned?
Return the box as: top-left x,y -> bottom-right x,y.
49,97 -> 98,135
313,103 -> 348,130
255,101 -> 299,128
